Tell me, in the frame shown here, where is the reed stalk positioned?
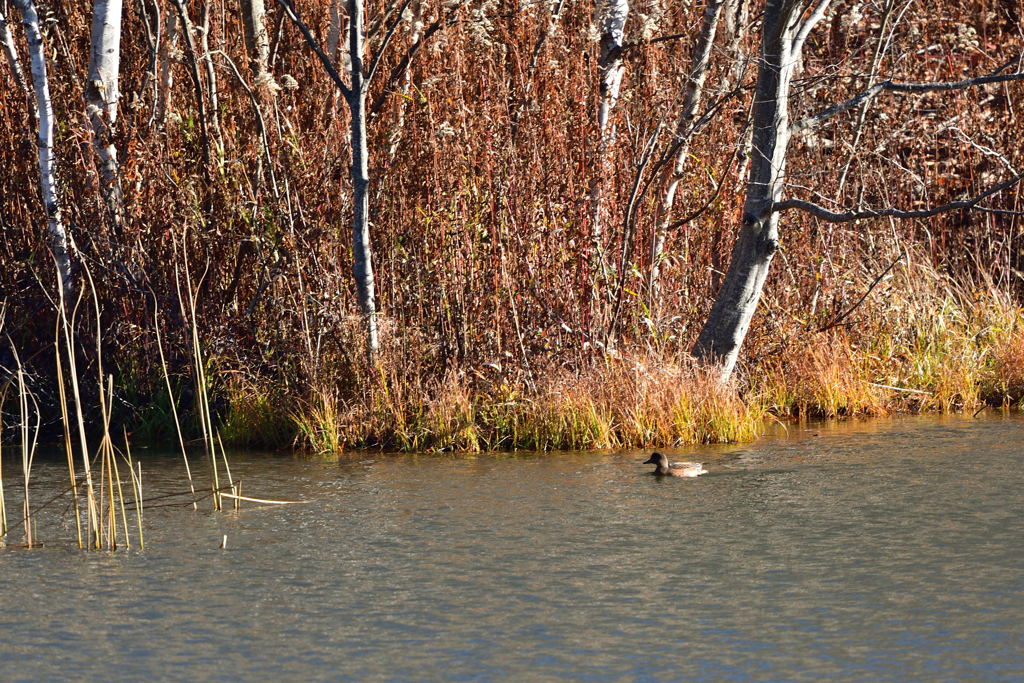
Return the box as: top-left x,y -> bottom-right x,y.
216,432 -> 239,511
7,343 -> 42,548
175,237 -> 220,510
53,316 -> 83,547
106,446 -> 117,549
135,462 -> 144,549
152,297 -> 197,510
110,442 -> 130,549
0,305 -> 5,541
85,265 -> 127,550
0,384 -> 7,540
56,281 -> 100,548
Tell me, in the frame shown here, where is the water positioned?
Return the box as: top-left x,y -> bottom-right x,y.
2,415 -> 1023,680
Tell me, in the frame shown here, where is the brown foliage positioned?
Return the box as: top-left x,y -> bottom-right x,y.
1,0 -> 1023,444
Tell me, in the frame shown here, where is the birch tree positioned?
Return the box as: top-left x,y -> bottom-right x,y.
345,0 -> 377,358
589,0 -> 628,251
279,0 -> 466,360
692,0 -> 814,378
693,0 -> 1024,381
198,2 -> 222,151
155,7 -> 179,125
11,0 -> 74,297
646,0 -> 724,305
240,0 -> 272,85
386,0 -> 421,158
327,0 -> 344,61
86,0 -> 124,226
0,6 -> 28,95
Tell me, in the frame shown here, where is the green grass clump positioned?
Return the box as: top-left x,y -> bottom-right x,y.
219,379 -> 297,449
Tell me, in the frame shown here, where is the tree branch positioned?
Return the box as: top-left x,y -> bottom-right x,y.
365,0 -> 414,86
369,6 -> 464,116
974,205 -> 1024,217
276,0 -> 352,99
792,0 -> 832,55
664,149 -> 737,231
793,59 -> 1024,135
816,254 -> 902,333
772,172 -> 1024,222
791,81 -> 887,134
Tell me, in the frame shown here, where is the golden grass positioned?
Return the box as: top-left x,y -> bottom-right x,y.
212,257 -> 1024,454
277,355 -> 764,452
755,331 -> 887,419
291,386 -> 345,454
219,377 -> 296,449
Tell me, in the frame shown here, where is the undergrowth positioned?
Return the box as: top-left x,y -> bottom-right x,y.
215,260 -> 1024,453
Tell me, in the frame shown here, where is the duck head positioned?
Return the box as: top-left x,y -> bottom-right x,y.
643,452 -> 669,467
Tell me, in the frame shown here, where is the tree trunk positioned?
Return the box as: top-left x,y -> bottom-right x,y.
86,0 -> 124,228
386,0 -> 421,158
589,0 -> 628,249
240,0 -> 272,85
0,8 -> 29,96
170,0 -> 212,167
12,0 -> 74,298
692,0 -> 807,379
348,0 -> 378,359
647,0 -> 724,306
198,1 -> 222,154
327,0 -> 344,63
156,5 -> 178,125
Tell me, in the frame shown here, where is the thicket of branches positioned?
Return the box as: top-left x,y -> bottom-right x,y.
1,0 -> 1022,439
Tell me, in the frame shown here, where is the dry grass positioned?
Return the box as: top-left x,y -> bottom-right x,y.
4,2 -> 1024,457
219,377 -> 295,449
273,353 -> 765,452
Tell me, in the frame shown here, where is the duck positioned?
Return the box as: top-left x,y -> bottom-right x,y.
644,452 -> 706,477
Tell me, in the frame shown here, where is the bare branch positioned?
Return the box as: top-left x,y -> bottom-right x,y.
772,172 -> 1024,222
792,0 -> 832,55
275,0 -> 352,99
365,0 -> 415,86
793,61 -> 1024,135
817,254 -> 902,333
887,69 -> 1024,93
792,81 -> 887,134
946,127 -> 1018,175
974,206 -> 1024,217
665,150 -> 738,231
369,5 -> 464,116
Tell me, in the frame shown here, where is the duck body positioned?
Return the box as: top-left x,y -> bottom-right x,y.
644,452 -> 706,477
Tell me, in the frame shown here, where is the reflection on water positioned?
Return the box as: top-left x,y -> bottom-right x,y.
2,414 -> 1023,680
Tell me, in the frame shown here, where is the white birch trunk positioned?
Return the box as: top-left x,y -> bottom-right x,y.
327,0 -> 344,62
647,0 -> 724,305
12,0 -> 74,297
693,0 -> 817,379
386,0 -> 421,158
199,1 -> 222,153
589,0 -> 628,248
156,7 -> 178,124
724,0 -> 750,85
0,8 -> 28,95
86,0 -> 123,226
348,0 -> 379,358
327,0 -> 351,115
240,0 -> 272,86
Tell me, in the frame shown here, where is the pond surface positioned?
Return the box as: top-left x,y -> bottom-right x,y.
2,415 -> 1023,680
